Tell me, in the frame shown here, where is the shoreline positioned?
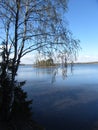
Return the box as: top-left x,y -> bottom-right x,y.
20,62 -> 98,66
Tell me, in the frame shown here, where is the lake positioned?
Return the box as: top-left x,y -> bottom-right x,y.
17,64 -> 98,130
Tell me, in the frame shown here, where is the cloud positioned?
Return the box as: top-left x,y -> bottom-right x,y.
21,53 -> 35,64
21,53 -> 98,64
76,54 -> 98,62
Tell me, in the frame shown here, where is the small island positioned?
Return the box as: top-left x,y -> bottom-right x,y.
34,58 -> 56,67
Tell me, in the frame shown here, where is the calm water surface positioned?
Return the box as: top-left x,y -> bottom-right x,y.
17,64 -> 98,130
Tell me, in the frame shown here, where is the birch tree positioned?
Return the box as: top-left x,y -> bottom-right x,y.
0,0 -> 80,119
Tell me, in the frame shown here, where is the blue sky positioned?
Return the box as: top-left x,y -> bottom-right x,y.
66,0 -> 98,62
22,0 -> 98,64
1,0 -> 98,64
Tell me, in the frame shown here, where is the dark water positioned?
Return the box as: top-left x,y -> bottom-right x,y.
17,64 -> 98,130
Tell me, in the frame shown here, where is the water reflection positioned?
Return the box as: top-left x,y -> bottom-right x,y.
31,85 -> 98,130
17,64 -> 98,130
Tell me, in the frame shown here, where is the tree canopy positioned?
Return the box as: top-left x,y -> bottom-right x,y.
0,0 -> 80,70
0,0 -> 80,120
35,58 -> 54,66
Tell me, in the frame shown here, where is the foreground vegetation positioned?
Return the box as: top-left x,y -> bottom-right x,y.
0,80 -> 44,130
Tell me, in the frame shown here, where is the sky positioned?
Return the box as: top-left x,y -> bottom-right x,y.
66,0 -> 98,62
1,0 -> 98,64
21,0 -> 98,64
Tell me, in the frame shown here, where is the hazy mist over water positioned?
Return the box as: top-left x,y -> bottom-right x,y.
17,64 -> 98,130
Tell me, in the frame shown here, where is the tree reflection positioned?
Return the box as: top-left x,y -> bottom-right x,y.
62,68 -> 67,80
51,68 -> 58,83
52,63 -> 74,83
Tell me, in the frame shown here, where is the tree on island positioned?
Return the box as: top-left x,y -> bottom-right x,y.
36,58 -> 54,66
46,58 -> 54,66
0,0 -> 80,122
